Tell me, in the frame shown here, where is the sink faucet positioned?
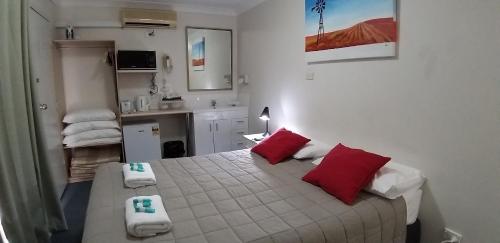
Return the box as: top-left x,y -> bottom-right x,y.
211,99 -> 217,109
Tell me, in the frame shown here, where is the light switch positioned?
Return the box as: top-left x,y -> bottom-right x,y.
306,71 -> 315,80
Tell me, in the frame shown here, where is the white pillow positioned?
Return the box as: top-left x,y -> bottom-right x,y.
62,121 -> 120,136
65,137 -> 122,148
63,129 -> 122,145
293,141 -> 330,159
311,156 -> 324,166
365,162 -> 426,199
63,109 -> 116,124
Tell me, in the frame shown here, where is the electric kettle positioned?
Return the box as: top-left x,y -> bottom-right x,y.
135,96 -> 150,112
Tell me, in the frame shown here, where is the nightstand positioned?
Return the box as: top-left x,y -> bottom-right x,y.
243,133 -> 267,148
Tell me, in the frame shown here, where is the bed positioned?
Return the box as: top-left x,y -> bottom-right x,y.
83,149 -> 407,243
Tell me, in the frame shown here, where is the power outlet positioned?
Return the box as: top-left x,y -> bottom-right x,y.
306,71 -> 315,80
444,228 -> 463,243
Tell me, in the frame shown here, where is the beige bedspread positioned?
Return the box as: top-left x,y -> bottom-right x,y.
83,149 -> 406,243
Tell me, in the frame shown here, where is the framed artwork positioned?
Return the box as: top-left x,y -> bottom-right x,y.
305,0 -> 397,62
191,37 -> 205,71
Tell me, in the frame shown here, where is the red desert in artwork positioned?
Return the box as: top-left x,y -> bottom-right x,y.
306,17 -> 397,52
192,59 -> 205,67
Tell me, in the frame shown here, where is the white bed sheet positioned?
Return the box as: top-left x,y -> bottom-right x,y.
402,189 -> 422,225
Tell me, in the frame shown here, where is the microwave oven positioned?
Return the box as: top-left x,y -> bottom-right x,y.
117,50 -> 156,70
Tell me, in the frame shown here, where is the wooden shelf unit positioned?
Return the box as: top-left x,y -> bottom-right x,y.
54,39 -> 124,183
54,40 -> 115,49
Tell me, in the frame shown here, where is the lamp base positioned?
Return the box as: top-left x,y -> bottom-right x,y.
262,120 -> 270,138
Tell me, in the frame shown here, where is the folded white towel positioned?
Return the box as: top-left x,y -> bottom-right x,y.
123,163 -> 157,188
125,195 -> 172,237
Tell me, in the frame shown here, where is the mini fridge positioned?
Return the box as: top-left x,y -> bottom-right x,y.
123,121 -> 162,163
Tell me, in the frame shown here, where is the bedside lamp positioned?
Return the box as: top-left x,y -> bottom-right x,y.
259,107 -> 270,137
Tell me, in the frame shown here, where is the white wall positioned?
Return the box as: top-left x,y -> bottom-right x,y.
57,48 -> 117,112
55,5 -> 239,110
238,0 -> 500,242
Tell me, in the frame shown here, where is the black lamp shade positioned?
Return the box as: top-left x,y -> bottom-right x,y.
259,107 -> 270,121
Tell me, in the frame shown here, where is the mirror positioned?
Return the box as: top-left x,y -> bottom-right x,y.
186,27 -> 232,91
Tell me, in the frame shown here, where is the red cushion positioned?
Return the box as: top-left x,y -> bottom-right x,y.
251,128 -> 310,164
302,144 -> 390,205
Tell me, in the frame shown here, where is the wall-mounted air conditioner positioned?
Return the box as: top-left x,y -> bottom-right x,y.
121,9 -> 177,29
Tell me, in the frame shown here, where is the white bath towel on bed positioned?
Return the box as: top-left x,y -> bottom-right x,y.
122,163 -> 156,188
125,195 -> 172,237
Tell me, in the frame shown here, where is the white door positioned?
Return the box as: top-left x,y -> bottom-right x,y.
29,9 -> 67,197
213,119 -> 232,153
194,118 -> 215,155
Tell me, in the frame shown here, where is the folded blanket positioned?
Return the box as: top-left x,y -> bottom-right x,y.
65,137 -> 122,148
122,163 -> 156,188
70,167 -> 96,176
72,146 -> 121,165
125,195 -> 172,237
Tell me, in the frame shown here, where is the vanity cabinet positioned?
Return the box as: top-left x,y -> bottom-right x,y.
193,107 -> 248,155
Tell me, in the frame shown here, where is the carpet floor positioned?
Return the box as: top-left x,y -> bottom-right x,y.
51,181 -> 92,243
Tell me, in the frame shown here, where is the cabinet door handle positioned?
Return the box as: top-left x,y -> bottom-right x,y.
209,123 -> 212,132
216,123 -> 219,131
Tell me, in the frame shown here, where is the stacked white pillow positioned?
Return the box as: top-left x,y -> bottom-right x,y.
62,109 -> 122,148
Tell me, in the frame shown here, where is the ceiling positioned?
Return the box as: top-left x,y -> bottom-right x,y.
53,0 -> 267,15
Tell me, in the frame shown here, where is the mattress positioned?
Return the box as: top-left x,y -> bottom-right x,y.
83,149 -> 407,243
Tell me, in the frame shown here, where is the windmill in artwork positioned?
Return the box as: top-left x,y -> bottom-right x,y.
311,0 -> 326,45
